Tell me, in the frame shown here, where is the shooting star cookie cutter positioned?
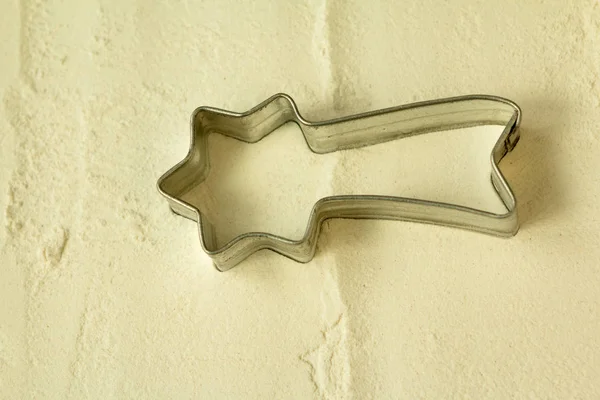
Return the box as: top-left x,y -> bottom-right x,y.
157,94 -> 521,271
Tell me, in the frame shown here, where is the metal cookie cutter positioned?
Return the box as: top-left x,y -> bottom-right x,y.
157,94 -> 521,271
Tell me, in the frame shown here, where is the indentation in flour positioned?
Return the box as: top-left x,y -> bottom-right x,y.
313,0 -> 370,115
301,257 -> 352,399
325,1 -> 371,114
119,193 -> 151,243
4,186 -> 23,234
120,208 -> 149,242
17,0 -> 37,91
66,264 -> 117,398
42,227 -> 69,265
67,276 -> 116,398
28,226 -> 70,296
0,329 -> 13,368
69,289 -> 92,385
301,313 -> 351,399
312,0 -> 333,103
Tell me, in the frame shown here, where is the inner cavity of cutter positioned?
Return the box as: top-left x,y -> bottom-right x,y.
180,122 -> 508,247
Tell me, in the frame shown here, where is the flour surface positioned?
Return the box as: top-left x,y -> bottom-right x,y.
1,1 -> 600,398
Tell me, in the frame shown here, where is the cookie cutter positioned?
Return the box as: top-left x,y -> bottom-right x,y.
157,93 -> 521,271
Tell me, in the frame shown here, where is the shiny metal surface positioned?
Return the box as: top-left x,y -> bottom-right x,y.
157,94 -> 521,271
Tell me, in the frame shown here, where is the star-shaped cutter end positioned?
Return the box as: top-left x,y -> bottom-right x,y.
157,94 -> 521,271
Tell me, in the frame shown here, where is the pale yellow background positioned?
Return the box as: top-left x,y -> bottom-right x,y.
1,0 -> 600,398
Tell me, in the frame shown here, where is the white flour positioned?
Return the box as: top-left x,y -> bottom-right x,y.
1,0 -> 600,398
